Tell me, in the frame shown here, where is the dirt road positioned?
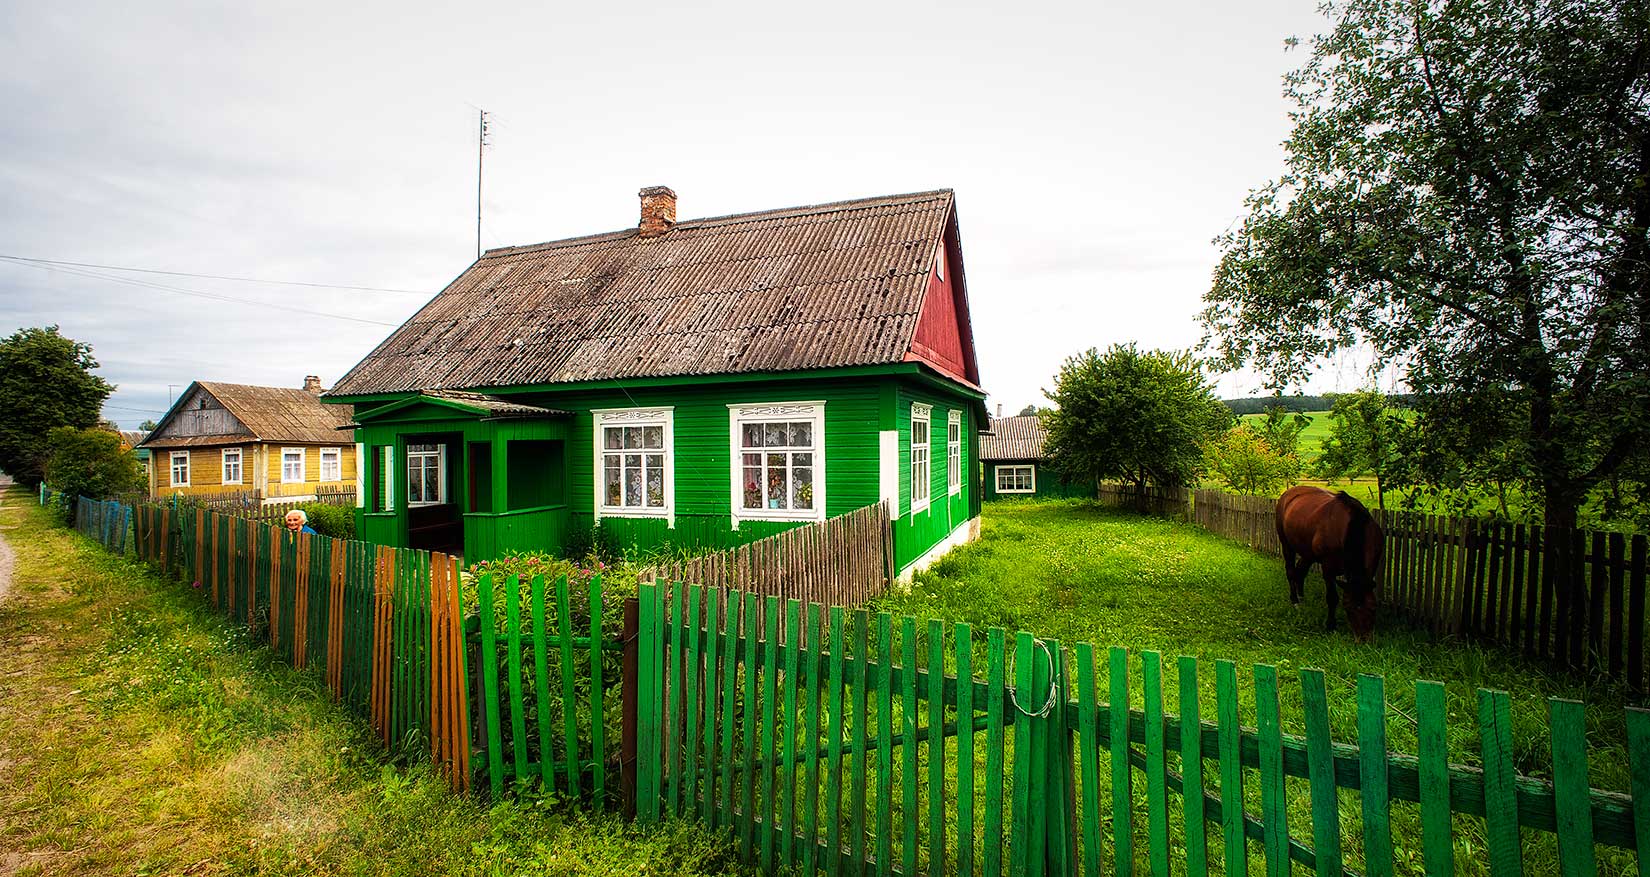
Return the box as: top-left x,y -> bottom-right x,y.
0,471 -> 14,603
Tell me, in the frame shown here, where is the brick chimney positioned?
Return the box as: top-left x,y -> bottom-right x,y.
303,375 -> 323,394
638,186 -> 677,237
996,403 -> 1003,418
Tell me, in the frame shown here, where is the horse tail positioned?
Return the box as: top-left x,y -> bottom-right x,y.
1339,491 -> 1371,580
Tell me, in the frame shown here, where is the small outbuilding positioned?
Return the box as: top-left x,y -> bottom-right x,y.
979,414 -> 1093,500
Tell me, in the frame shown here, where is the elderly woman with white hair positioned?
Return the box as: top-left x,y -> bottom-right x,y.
283,508 -> 318,535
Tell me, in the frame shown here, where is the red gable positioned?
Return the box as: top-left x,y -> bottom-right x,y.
905,230 -> 982,389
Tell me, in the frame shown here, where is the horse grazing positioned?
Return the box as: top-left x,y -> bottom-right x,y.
1274,485 -> 1385,641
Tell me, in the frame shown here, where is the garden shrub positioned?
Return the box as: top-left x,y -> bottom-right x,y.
298,502 -> 355,540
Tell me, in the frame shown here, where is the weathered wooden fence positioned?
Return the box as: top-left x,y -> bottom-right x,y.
1193,488 -> 1282,556
638,580 -> 1648,876
1096,483 -> 1191,519
128,503 -> 472,789
1185,487 -> 1650,690
641,502 -> 894,608
155,485 -> 357,512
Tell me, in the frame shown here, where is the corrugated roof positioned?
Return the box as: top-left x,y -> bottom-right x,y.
328,190 -> 958,396
140,382 -> 354,449
979,415 -> 1047,460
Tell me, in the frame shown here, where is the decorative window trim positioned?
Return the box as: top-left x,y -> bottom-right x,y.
170,451 -> 190,487
377,445 -> 396,512
996,464 -> 1036,494
319,447 -> 342,482
592,407 -> 674,525
281,447 -> 306,484
947,410 -> 962,496
221,447 -> 243,485
911,403 -> 931,515
406,443 -> 446,506
728,401 -> 826,527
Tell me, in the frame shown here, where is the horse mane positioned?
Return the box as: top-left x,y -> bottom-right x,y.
1338,491 -> 1372,579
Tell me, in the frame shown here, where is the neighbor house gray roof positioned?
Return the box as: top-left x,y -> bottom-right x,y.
328,189 -> 964,397
979,415 -> 1047,461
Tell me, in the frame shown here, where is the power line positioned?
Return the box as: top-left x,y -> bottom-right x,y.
103,404 -> 166,414
0,256 -> 402,327
0,254 -> 434,294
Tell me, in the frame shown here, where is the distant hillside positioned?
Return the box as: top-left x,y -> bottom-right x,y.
1221,393 -> 1414,415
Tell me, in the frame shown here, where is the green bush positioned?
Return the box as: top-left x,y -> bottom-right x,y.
298,502 -> 355,540
43,426 -> 145,501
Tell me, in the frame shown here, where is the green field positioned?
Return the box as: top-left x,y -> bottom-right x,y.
1238,409 -> 1336,461
0,490 -> 747,877
876,499 -> 1638,876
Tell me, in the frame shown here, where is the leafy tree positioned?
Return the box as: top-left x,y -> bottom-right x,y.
1202,0 -> 1650,531
1207,424 -> 1300,495
0,327 -> 113,485
138,419 -> 159,432
1043,344 -> 1232,502
1016,404 -> 1039,417
42,427 -> 144,501
1316,389 -> 1405,510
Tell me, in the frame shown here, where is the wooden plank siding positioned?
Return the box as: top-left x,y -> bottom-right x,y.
352,371 -> 982,568
152,442 -> 356,501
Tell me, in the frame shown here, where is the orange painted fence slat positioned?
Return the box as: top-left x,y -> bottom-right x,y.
121,502 -> 472,790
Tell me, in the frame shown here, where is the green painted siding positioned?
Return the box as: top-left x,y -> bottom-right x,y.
980,459 -> 1094,501
531,376 -> 883,555
344,369 -> 981,567
892,381 -> 976,572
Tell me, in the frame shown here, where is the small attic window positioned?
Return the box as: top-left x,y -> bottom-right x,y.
935,242 -> 946,280
197,399 -> 207,409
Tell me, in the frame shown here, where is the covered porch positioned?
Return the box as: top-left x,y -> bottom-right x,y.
348,392 -> 571,561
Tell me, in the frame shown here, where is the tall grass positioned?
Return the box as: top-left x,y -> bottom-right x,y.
0,488 -> 749,876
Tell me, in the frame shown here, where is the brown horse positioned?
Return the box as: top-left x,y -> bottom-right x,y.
1275,485 -> 1385,641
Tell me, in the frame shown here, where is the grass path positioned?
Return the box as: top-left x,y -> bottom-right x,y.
874,498 -> 1641,875
0,488 -> 748,877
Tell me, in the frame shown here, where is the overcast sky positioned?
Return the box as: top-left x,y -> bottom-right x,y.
1,0 -> 1393,429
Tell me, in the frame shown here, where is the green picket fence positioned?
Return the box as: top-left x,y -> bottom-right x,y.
471,571 -> 625,800
637,581 -> 1648,876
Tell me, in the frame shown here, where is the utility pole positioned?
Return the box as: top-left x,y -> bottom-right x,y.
476,108 -> 490,260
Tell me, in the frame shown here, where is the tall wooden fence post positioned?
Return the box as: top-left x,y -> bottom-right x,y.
620,596 -> 640,818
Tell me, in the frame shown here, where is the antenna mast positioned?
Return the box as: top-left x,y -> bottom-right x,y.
476,109 -> 490,259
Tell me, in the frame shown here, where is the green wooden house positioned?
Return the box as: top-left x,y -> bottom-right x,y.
324,187 -> 987,579
979,413 -> 1094,500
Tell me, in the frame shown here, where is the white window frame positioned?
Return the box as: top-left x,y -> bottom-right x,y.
281,447 -> 306,484
947,410 -> 962,496
170,451 -> 190,487
911,403 -> 932,514
319,446 -> 342,482
996,464 -> 1036,494
406,443 -> 446,507
593,407 -> 675,524
221,447 -> 242,485
729,401 -> 827,527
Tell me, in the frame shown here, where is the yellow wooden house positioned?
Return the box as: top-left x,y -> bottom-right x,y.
138,377 -> 357,502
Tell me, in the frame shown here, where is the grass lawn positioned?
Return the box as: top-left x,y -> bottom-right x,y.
0,487 -> 748,877
874,498 -> 1640,876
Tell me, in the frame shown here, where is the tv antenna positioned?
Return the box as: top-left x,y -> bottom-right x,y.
476,108 -> 490,259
